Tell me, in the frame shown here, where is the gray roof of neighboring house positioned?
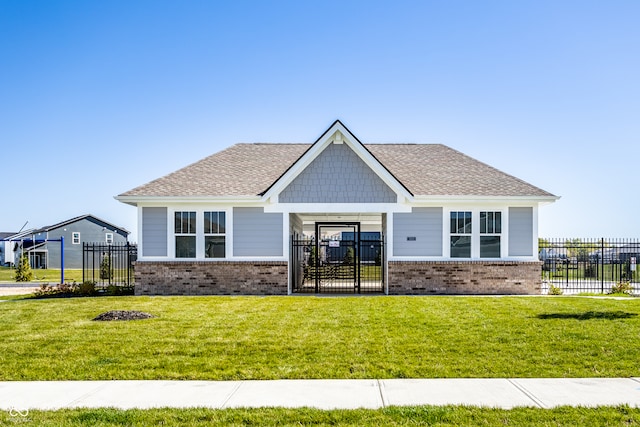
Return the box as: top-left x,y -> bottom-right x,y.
35,215 -> 130,235
119,143 -> 556,199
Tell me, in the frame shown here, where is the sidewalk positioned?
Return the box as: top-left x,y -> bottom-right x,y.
1,378 -> 640,410
0,283 -> 40,296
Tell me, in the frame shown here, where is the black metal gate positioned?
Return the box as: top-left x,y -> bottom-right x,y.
291,223 -> 384,294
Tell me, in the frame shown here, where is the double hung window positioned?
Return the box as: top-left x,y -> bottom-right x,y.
480,211 -> 501,258
204,211 -> 225,258
450,211 -> 472,258
175,211 -> 196,258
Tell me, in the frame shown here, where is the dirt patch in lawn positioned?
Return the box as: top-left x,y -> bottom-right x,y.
92,310 -> 154,321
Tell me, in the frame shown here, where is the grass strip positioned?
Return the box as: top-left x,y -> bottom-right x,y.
1,405 -> 640,426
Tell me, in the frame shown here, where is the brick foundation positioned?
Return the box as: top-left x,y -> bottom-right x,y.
134,261 -> 288,295
387,261 -> 542,295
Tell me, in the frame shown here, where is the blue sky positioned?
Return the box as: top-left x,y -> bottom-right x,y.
1,0 -> 638,239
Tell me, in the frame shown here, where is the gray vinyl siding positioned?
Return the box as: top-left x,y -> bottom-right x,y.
393,207 -> 443,256
44,218 -> 129,268
142,207 -> 168,257
278,143 -> 397,203
233,207 -> 283,256
509,207 -> 533,256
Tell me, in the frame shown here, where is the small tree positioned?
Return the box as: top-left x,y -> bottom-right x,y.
100,253 -> 112,280
15,254 -> 34,282
308,245 -> 317,267
343,247 -> 355,266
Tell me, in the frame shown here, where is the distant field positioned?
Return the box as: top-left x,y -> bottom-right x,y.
0,267 -> 84,283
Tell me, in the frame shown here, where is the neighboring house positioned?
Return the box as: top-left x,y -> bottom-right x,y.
116,120 -> 558,295
0,232 -> 18,266
1,229 -> 37,267
4,215 -> 129,269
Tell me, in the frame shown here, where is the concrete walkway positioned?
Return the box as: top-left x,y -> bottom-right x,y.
1,378 -> 640,411
0,283 -> 41,296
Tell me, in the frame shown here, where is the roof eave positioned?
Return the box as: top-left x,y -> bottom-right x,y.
411,195 -> 560,205
114,195 -> 263,206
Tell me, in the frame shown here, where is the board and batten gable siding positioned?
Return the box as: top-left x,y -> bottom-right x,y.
142,207 -> 168,257
393,207 -> 443,256
278,143 -> 397,203
233,207 -> 283,257
508,207 -> 534,256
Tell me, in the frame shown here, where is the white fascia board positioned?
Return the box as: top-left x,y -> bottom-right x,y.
264,203 -> 412,214
115,195 -> 262,206
260,121 -> 413,202
411,195 -> 559,205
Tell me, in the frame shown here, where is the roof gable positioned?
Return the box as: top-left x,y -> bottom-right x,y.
278,142 -> 398,203
38,215 -> 129,235
262,120 -> 412,201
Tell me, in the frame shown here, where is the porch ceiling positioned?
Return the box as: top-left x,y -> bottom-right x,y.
295,213 -> 382,224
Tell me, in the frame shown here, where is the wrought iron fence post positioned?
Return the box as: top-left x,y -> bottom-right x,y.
601,238 -> 605,293
128,244 -> 131,285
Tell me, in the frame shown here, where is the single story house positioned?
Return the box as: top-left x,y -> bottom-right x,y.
4,215 -> 129,269
116,120 -> 558,295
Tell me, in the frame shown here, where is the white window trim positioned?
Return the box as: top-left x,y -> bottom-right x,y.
204,211 -> 226,259
479,210 -> 503,259
174,211 -> 197,259
72,232 -> 81,245
165,207 -> 232,260
105,233 -> 114,244
444,208 -> 509,259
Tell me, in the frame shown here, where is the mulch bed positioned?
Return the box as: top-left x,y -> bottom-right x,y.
92,310 -> 154,321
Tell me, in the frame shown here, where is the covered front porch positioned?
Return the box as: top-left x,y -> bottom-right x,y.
289,212 -> 386,294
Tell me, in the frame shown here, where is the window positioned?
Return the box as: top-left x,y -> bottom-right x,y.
450,211 -> 471,258
175,211 -> 196,258
105,233 -> 114,244
204,211 -> 225,258
480,211 -> 501,258
72,232 -> 81,245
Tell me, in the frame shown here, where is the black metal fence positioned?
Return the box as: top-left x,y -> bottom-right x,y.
539,238 -> 639,294
83,242 -> 137,288
291,237 -> 384,294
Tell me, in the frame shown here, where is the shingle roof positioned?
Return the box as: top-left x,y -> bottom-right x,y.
119,143 -> 555,199
366,144 -> 555,197
37,214 -> 130,234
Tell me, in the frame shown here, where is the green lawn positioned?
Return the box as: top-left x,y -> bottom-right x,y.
1,406 -> 640,426
1,296 -> 639,380
0,266 -> 84,282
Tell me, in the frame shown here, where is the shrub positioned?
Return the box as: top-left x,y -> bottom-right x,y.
548,284 -> 563,295
14,254 -> 33,282
609,281 -> 633,296
77,281 -> 97,296
105,284 -> 134,296
584,264 -> 597,278
33,282 -> 75,298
